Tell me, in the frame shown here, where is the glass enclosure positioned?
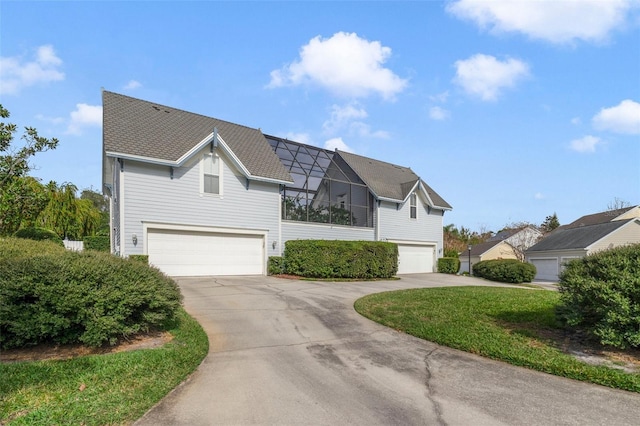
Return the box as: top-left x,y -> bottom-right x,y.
266,136 -> 373,227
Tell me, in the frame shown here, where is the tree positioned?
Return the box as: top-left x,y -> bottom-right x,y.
0,105 -> 58,235
607,197 -> 632,211
499,222 -> 543,262
37,183 -> 102,240
540,213 -> 560,234
81,188 -> 110,235
443,223 -> 492,254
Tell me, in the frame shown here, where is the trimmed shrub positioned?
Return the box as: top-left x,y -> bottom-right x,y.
0,237 -> 182,349
268,256 -> 285,275
84,235 -> 110,252
129,254 -> 149,264
13,226 -> 63,246
284,240 -> 398,279
473,259 -> 536,283
0,237 -> 65,260
438,257 -> 460,274
444,248 -> 460,258
557,244 -> 640,349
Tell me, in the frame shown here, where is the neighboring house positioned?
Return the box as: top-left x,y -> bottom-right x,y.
459,226 -> 542,273
526,206 -> 640,281
458,240 -> 518,274
102,91 -> 452,276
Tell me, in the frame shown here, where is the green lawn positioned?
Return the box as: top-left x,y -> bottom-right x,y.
354,286 -> 640,392
0,308 -> 208,425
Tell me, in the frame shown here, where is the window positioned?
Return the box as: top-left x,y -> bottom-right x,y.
410,193 -> 417,219
203,153 -> 220,195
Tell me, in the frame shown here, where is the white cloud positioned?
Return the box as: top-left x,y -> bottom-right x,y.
571,117 -> 582,125
324,137 -> 354,153
429,91 -> 449,103
66,103 -> 102,135
267,32 -> 408,100
429,106 -> 450,121
323,103 -> 368,134
570,135 -> 602,153
36,114 -> 65,125
0,45 -> 65,95
446,0 -> 637,44
123,80 -> 142,90
284,132 -> 312,145
349,122 -> 390,139
592,100 -> 640,135
453,54 -> 529,101
534,192 -> 544,200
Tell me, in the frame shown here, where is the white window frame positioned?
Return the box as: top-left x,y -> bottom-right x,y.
410,193 -> 417,219
201,152 -> 222,196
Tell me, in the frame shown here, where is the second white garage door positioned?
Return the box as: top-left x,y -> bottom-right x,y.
530,258 -> 559,281
397,244 -> 434,274
147,229 -> 264,276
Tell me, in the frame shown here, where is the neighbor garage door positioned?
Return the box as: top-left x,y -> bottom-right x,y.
397,244 -> 434,274
530,258 -> 559,281
147,229 -> 264,276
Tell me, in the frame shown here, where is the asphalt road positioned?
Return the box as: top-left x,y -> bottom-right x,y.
135,274 -> 640,425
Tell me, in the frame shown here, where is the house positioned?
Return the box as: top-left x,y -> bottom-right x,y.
458,240 -> 518,274
525,206 -> 640,281
459,226 -> 542,274
102,91 -> 452,276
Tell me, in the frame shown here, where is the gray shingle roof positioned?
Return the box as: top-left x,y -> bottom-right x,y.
526,219 -> 633,252
563,207 -> 635,229
336,150 -> 451,208
466,240 -> 503,256
102,91 -> 292,182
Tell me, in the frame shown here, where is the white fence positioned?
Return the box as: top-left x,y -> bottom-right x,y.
63,240 -> 84,251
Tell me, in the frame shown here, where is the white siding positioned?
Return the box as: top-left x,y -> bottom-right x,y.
281,221 -> 374,252
121,148 -> 281,259
377,197 -> 444,255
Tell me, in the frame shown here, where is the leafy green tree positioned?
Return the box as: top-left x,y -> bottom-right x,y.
540,213 -> 560,233
81,188 -> 110,235
37,183 -> 101,240
0,105 -> 58,235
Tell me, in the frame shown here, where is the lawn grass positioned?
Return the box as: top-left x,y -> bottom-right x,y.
354,286 -> 640,392
0,308 -> 208,425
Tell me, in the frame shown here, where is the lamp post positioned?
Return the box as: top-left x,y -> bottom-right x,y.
468,244 -> 472,276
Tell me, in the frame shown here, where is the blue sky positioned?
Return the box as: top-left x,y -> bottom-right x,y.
1,1 -> 639,232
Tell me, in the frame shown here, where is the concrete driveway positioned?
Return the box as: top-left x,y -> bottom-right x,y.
136,274 -> 640,425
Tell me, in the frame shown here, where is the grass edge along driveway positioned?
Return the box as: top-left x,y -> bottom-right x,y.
0,308 -> 208,425
354,286 -> 640,393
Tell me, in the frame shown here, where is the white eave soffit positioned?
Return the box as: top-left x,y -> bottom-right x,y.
106,131 -> 291,185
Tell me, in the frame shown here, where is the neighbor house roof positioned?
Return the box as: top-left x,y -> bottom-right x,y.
102,91 -> 292,183
563,207 -> 635,229
337,150 -> 451,208
465,240 -> 503,257
526,219 -> 632,252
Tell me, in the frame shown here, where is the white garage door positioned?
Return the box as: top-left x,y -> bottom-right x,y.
147,229 -> 264,276
531,258 -> 559,281
397,244 -> 434,274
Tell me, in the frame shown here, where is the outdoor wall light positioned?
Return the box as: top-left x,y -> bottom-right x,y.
272,241 -> 277,250
132,234 -> 138,246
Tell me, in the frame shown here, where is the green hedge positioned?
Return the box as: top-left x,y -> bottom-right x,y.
472,259 -> 536,283
129,254 -> 149,264
13,226 -> 63,246
0,237 -> 182,349
83,235 -> 110,252
284,240 -> 398,279
557,244 -> 640,349
268,256 -> 285,275
437,257 -> 460,274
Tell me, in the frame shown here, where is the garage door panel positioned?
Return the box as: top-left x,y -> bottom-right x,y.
397,244 -> 434,274
147,229 -> 264,276
531,258 -> 558,281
